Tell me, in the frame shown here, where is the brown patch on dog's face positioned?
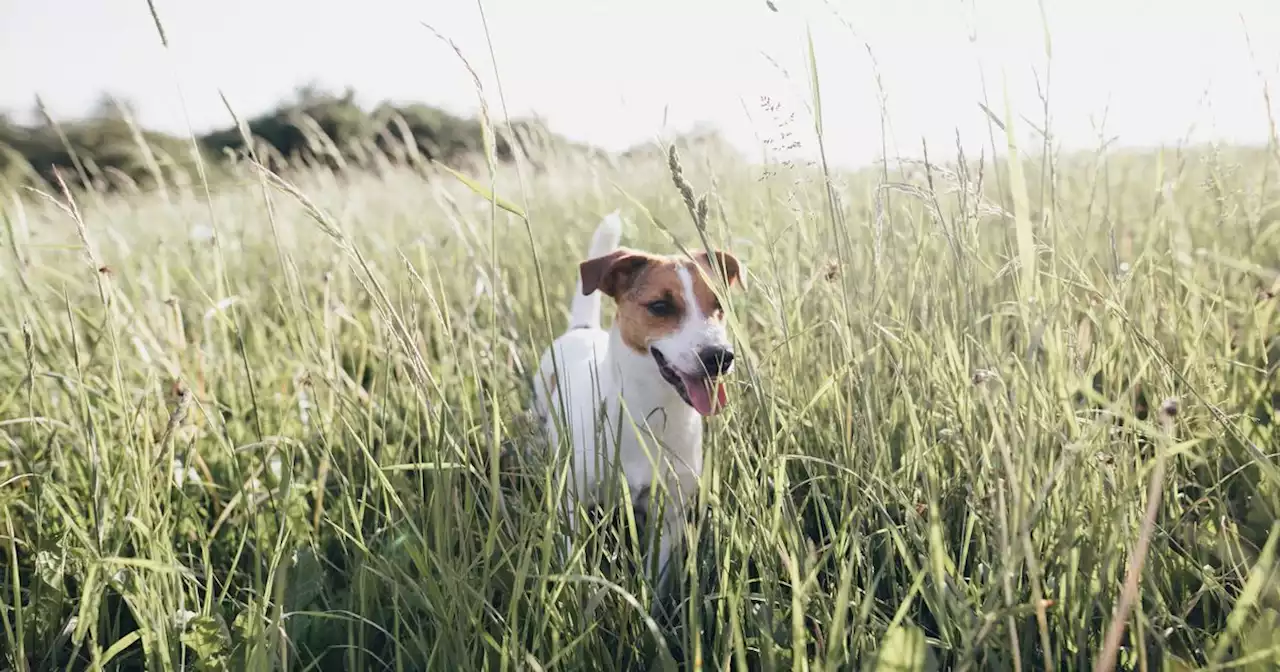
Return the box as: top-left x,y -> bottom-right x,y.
689,250 -> 741,317
613,258 -> 688,353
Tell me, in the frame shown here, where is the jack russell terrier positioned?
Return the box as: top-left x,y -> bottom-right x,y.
533,211 -> 742,581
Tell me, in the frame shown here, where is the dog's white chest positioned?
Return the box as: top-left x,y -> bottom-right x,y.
611,398 -> 703,491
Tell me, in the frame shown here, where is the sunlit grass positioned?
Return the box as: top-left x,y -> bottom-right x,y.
3,95 -> 1280,671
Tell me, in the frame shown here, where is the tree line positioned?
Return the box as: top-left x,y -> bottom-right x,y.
0,85 -> 585,193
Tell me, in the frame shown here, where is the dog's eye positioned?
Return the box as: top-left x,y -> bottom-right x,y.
647,300 -> 675,317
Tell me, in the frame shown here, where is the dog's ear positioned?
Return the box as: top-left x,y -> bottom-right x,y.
694,250 -> 743,289
580,249 -> 652,298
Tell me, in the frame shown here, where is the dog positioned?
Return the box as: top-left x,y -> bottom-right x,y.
533,211 -> 742,582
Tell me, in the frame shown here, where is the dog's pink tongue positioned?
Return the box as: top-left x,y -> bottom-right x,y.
683,375 -> 728,416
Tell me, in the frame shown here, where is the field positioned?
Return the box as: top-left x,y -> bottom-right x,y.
3,102 -> 1280,671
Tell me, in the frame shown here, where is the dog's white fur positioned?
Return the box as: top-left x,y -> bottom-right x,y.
533,212 -> 732,578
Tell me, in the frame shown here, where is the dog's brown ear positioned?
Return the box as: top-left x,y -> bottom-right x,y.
580,249 -> 652,298
694,250 -> 743,289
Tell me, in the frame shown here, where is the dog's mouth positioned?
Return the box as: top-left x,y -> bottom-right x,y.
651,348 -> 729,417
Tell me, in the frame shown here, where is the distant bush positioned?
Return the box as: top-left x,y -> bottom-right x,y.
0,86 -> 590,193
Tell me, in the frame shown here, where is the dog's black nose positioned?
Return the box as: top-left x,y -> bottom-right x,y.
698,347 -> 735,376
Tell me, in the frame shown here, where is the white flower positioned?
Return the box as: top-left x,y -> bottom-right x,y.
172,609 -> 198,629
172,459 -> 199,487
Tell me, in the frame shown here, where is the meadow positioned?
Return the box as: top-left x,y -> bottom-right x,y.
2,92 -> 1280,671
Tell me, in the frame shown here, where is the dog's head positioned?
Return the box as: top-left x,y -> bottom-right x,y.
580,247 -> 742,416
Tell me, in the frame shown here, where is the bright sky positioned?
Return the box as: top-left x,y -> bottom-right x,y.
2,0 -> 1278,168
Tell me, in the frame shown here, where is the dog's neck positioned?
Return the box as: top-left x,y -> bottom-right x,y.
604,326 -> 703,463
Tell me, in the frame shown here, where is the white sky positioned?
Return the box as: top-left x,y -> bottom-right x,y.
2,0 -> 1279,168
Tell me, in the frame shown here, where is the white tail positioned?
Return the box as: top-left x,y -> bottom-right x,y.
568,211 -> 623,329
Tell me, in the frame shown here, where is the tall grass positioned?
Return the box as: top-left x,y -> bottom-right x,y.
3,70 -> 1280,672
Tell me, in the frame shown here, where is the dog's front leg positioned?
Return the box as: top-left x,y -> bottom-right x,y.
562,492 -> 581,565
656,509 -> 684,585
638,488 -> 686,591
